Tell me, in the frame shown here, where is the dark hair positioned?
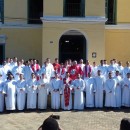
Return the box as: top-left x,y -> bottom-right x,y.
39,117 -> 60,130
120,118 -> 130,130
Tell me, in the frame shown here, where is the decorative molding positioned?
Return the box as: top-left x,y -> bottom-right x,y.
0,22 -> 42,29
105,24 -> 130,29
41,16 -> 107,24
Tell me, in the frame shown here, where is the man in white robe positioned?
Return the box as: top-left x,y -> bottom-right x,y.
38,73 -> 49,110
12,61 -> 24,81
0,73 -> 4,112
3,73 -> 16,111
94,70 -> 105,108
91,61 -> 98,77
22,61 -> 33,82
78,59 -> 85,71
105,72 -> 116,108
122,73 -> 130,107
123,61 -> 130,79
117,61 -> 124,78
113,70 -> 122,108
73,73 -> 85,110
26,73 -> 38,110
84,72 -> 95,108
50,73 -> 62,110
97,60 -> 108,81
107,60 -> 117,77
16,73 -> 26,111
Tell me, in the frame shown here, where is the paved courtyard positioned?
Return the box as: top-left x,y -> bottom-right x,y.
0,108 -> 130,130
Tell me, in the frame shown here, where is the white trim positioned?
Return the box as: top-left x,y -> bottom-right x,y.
105,24 -> 130,29
0,22 -> 42,29
41,16 -> 107,24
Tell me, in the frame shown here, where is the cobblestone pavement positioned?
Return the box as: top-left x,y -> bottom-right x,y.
0,108 -> 130,130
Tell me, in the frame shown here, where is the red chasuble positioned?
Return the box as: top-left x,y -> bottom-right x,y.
63,77 -> 72,107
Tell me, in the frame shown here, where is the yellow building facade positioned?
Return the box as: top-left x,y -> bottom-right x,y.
0,0 -> 130,65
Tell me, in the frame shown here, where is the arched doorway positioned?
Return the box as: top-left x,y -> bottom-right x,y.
59,30 -> 87,63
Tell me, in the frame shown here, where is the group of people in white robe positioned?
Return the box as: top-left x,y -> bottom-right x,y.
0,57 -> 130,113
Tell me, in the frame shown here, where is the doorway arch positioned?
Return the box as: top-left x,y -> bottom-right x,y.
59,30 -> 87,63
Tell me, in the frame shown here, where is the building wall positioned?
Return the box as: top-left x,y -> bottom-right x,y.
44,0 -> 63,16
44,0 -> 105,17
105,29 -> 130,65
86,0 -> 105,16
0,27 -> 42,64
4,0 -> 27,23
42,22 -> 105,64
117,0 -> 130,23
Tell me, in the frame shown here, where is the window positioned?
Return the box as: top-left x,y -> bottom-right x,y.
105,0 -> 116,24
28,0 -> 43,24
64,0 -> 85,17
0,0 -> 4,23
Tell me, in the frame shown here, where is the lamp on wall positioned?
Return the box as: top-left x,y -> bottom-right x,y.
0,35 -> 7,45
92,52 -> 97,58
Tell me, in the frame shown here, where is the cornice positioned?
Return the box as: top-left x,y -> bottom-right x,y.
41,16 -> 107,24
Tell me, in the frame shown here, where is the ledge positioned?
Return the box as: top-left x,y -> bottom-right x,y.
41,16 -> 107,24
105,24 -> 130,29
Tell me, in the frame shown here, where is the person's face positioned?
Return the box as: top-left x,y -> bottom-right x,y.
77,74 -> 81,79
31,74 -> 35,79
126,62 -> 130,67
19,74 -> 24,80
46,58 -> 50,63
55,73 -> 59,78
66,72 -> 70,77
116,71 -> 119,76
118,62 -> 121,66
80,59 -> 83,64
93,62 -> 96,66
14,57 -> 17,62
18,61 -> 21,66
10,59 -> 13,63
73,61 -> 77,66
109,73 -> 112,79
42,74 -> 45,79
34,60 -> 37,64
127,73 -> 130,78
97,70 -> 101,76
8,74 -> 13,80
21,59 -> 24,64
6,58 -> 10,63
55,59 -> 58,63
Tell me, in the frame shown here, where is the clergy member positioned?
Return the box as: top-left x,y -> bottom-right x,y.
94,70 -> 105,108
84,72 -> 95,108
3,72 -> 16,112
105,72 -> 116,108
73,73 -> 85,110
122,73 -> 130,107
26,73 -> 38,110
38,73 -> 49,110
16,73 -> 26,111
50,72 -> 62,110
61,72 -> 73,110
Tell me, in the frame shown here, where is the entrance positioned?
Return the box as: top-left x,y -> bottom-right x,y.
59,30 -> 87,63
0,45 -> 5,64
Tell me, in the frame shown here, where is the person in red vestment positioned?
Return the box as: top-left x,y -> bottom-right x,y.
53,58 -> 60,73
57,63 -> 66,80
31,59 -> 41,80
68,60 -> 83,80
61,72 -> 73,110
